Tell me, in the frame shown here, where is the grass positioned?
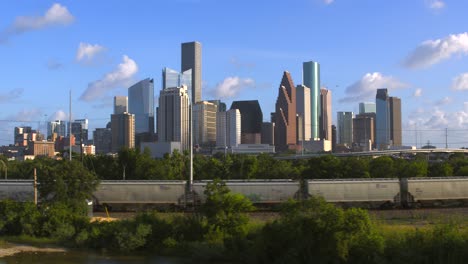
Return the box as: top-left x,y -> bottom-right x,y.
1,235 -> 59,247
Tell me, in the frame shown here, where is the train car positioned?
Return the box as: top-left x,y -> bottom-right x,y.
406,177 -> 468,207
94,180 -> 187,211
0,180 -> 34,202
307,178 -> 401,208
193,180 -> 301,205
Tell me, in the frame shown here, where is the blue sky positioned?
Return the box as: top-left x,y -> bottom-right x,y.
1,0 -> 468,148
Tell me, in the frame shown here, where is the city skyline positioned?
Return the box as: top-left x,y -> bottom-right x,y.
1,1 -> 468,148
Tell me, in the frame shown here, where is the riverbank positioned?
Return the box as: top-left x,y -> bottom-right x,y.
0,243 -> 66,258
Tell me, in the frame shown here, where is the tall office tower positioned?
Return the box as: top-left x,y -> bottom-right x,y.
376,89 -> 390,150
230,100 -> 263,144
389,97 -> 402,146
71,119 -> 89,145
47,120 -> 66,139
337,111 -> 353,146
303,61 -> 320,139
162,67 -> 192,91
157,86 -> 191,151
111,112 -> 135,152
181,41 -> 202,103
114,96 -> 128,114
353,114 -> 375,150
216,109 -> 241,148
128,78 -> 155,135
261,122 -> 275,145
274,71 -> 297,152
359,102 -> 376,114
296,85 -> 311,141
320,88 -> 332,140
193,101 -> 217,147
208,100 -> 226,112
93,127 -> 112,154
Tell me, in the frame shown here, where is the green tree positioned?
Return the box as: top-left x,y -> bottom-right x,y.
397,159 -> 428,178
303,155 -> 343,179
428,162 -> 454,177
118,148 -> 139,180
369,156 -> 396,178
37,159 -> 99,213
341,157 -> 370,178
202,179 -> 254,239
255,197 -> 384,264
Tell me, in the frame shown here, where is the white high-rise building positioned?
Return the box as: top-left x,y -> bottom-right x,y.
193,101 -> 217,147
157,86 -> 191,151
216,109 -> 241,148
296,85 -> 311,141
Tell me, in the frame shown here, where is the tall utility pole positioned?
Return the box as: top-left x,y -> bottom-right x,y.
69,90 -> 72,161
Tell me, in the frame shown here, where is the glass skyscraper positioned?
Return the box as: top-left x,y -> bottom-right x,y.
376,88 -> 390,149
303,61 -> 320,140
128,78 -> 155,135
162,67 -> 192,98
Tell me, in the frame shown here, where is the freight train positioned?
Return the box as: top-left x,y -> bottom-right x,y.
1,177 -> 468,210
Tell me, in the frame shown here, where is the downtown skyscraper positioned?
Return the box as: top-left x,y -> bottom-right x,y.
128,78 -> 155,135
337,111 -> 353,146
273,71 -> 297,152
157,86 -> 191,151
216,109 -> 241,148
303,61 -> 320,140
320,88 -> 332,141
376,88 -> 402,149
181,41 -> 202,103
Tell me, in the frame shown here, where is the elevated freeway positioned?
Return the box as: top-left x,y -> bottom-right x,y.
276,148 -> 468,160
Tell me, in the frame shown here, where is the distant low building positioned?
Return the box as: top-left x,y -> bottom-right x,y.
141,141 -> 182,158
28,141 -> 56,158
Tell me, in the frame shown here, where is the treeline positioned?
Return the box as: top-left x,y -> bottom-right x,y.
1,149 -> 467,180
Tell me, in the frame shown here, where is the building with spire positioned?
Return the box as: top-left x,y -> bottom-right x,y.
273,71 -> 297,152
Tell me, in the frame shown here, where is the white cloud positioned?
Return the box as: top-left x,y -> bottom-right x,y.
49,110 -> 68,121
413,88 -> 423,97
0,88 -> 23,103
324,0 -> 334,4
1,3 -> 74,43
76,42 -> 105,62
428,0 -> 445,9
403,33 -> 468,69
452,72 -> 468,90
340,72 -> 408,103
213,77 -> 255,99
434,96 -> 452,106
408,104 -> 468,131
79,55 -> 138,102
